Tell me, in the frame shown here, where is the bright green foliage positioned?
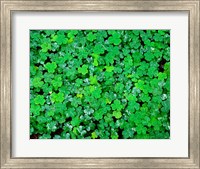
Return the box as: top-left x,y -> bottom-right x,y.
93,44 -> 105,55
41,42 -> 51,52
45,62 -> 57,73
71,117 -> 81,126
108,32 -> 121,45
115,83 -> 124,93
113,111 -> 122,119
52,31 -> 68,45
52,76 -> 62,89
30,30 -> 170,139
78,65 -> 88,75
87,32 -> 96,42
91,131 -> 98,139
91,87 -> 102,99
89,75 -> 98,85
32,77 -> 44,88
105,66 -> 114,72
47,110 -> 54,117
30,104 -> 41,116
34,95 -> 45,105
51,92 -> 65,103
111,100 -> 123,111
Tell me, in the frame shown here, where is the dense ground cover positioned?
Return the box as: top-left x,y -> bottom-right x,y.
30,30 -> 170,139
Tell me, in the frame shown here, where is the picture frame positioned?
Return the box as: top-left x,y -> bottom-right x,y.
0,0 -> 199,168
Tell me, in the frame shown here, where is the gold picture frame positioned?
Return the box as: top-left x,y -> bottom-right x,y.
1,0 -> 199,168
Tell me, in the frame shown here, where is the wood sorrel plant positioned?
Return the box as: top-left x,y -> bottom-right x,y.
30,30 -> 170,139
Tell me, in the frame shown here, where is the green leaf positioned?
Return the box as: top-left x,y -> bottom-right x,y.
51,92 -> 65,103
105,53 -> 114,65
113,111 -> 122,119
91,131 -> 98,139
92,87 -> 102,99
136,125 -> 147,135
158,72 -> 167,80
122,127 -> 134,138
127,100 -> 140,112
52,76 -> 62,89
30,104 -> 41,116
89,75 -> 98,85
32,77 -> 44,88
71,116 -> 81,126
41,42 -> 51,52
108,32 -> 121,45
45,62 -> 57,73
114,83 -> 124,93
34,95 -> 45,105
39,134 -> 51,139
111,100 -> 123,111
105,66 -> 114,72
52,31 -> 68,45
47,121 -> 57,132
135,80 -> 145,90
140,93 -> 151,102
78,65 -> 88,75
93,44 -> 105,55
144,51 -> 154,62
47,110 -> 54,117
87,32 -> 96,42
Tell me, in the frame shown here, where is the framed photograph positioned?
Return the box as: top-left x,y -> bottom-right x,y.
1,0 -> 199,168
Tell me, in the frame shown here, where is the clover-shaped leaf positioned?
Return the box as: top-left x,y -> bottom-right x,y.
105,53 -> 115,65
87,32 -> 96,42
93,110 -> 103,120
32,77 -> 44,88
153,32 -> 164,42
127,100 -> 140,112
47,110 -> 54,117
107,46 -> 120,56
111,131 -> 119,139
67,30 -> 78,38
56,33 -> 67,45
140,93 -> 151,102
52,76 -> 62,89
114,83 -> 124,93
125,94 -> 137,102
47,121 -> 57,132
111,100 -> 123,111
45,62 -> 57,73
108,32 -> 121,45
78,64 -> 88,75
41,42 -> 51,52
105,66 -> 114,72
92,87 -> 102,99
122,127 -> 134,138
144,51 -> 154,62
158,72 -> 167,80
34,95 -> 45,105
151,117 -> 162,131
91,131 -> 98,139
75,78 -> 83,87
89,75 -> 98,85
136,125 -> 147,135
148,66 -> 158,78
93,44 -> 105,55
113,111 -> 122,119
135,80 -> 145,90
71,116 -> 81,126
51,92 -> 65,103
30,104 -> 41,116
